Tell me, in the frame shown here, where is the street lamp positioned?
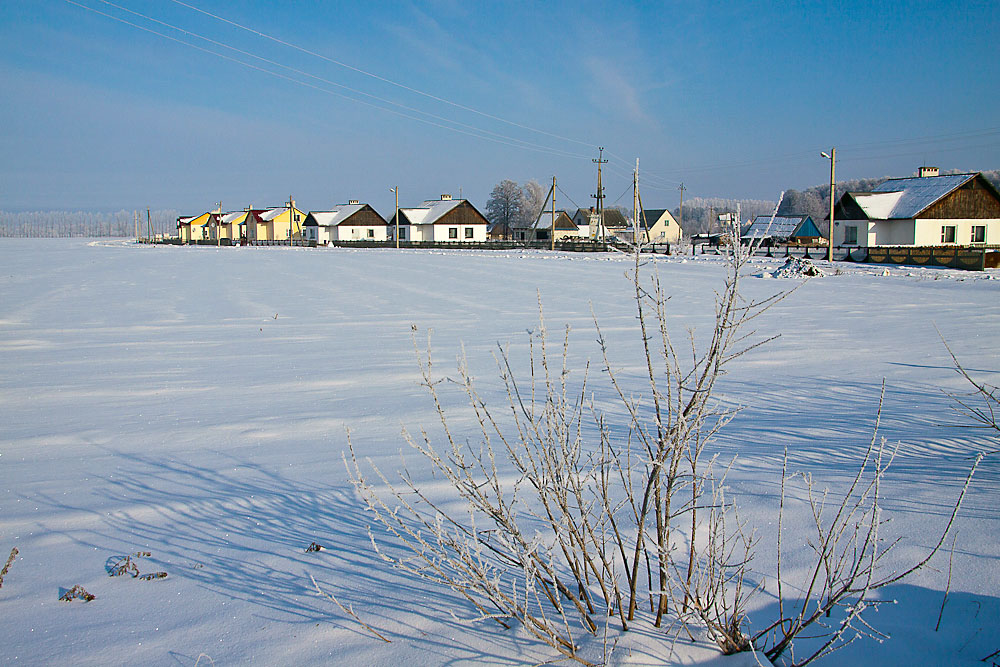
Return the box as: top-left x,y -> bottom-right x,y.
820,149 -> 836,262
389,187 -> 399,249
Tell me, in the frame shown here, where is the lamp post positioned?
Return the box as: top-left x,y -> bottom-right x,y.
389,187 -> 399,249
820,148 -> 836,262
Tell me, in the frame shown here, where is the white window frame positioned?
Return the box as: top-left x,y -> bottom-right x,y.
941,225 -> 957,244
971,225 -> 986,244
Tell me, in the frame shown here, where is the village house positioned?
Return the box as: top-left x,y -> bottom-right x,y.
742,215 -> 823,246
394,195 -> 489,242
245,200 -> 307,243
570,207 -> 628,240
832,169 -> 1000,247
632,209 -> 682,244
526,210 -> 580,241
303,202 -> 388,244
177,211 -> 214,243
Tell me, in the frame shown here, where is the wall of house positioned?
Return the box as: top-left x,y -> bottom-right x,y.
337,225 -> 388,241
914,218 -> 1000,245
873,219 -> 916,246
647,217 -> 681,244
431,223 -> 486,242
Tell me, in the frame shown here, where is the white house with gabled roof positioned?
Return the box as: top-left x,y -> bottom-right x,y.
303,202 -> 388,244
395,194 -> 489,242
832,169 -> 1000,247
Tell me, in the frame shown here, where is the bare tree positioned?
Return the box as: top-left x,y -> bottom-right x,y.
485,179 -> 524,239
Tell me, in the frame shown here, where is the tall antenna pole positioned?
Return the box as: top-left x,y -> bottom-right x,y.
592,147 -> 607,243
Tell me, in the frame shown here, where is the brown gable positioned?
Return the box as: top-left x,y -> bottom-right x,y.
436,200 -> 489,226
342,204 -> 388,226
920,174 -> 1000,219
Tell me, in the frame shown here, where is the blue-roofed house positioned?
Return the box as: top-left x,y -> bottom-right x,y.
742,215 -> 823,245
831,168 -> 1000,247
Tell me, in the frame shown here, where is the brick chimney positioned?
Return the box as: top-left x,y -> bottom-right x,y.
919,166 -> 939,178
441,194 -> 452,201
349,200 -> 359,205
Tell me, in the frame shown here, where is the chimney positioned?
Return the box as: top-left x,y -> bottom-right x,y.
441,194 -> 452,201
349,200 -> 359,205
919,166 -> 939,178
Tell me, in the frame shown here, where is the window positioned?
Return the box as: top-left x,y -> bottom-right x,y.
844,225 -> 858,245
972,225 -> 986,243
464,227 -> 474,239
398,228 -> 406,240
448,227 -> 458,239
367,229 -> 375,238
941,225 -> 957,243
294,214 -> 301,222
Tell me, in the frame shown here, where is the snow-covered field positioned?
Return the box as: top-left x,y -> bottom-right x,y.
1,238 -> 998,666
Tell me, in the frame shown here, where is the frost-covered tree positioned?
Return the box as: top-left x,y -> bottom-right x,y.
518,180 -> 546,227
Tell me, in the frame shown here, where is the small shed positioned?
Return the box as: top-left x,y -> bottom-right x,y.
742,215 -> 823,245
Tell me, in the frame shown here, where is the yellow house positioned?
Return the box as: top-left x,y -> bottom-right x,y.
639,209 -> 682,244
218,210 -> 248,241
245,201 -> 307,242
177,212 -> 216,243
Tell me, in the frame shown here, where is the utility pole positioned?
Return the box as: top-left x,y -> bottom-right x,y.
390,186 -> 399,249
821,148 -> 836,262
633,159 -> 640,244
678,182 -> 686,235
134,210 -> 139,242
551,175 -> 556,251
146,208 -> 152,241
288,195 -> 295,246
592,147 -> 607,243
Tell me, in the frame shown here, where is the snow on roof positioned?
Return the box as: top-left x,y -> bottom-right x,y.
260,207 -> 289,221
399,198 -> 464,226
743,215 -> 806,239
220,211 -> 247,224
308,203 -> 367,227
851,191 -> 905,220
863,173 -> 977,219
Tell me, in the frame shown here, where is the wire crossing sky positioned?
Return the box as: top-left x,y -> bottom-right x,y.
1,0 -> 997,213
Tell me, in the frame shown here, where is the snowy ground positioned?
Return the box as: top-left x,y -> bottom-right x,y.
1,238 -> 998,666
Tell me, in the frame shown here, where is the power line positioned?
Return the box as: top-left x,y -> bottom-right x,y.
76,0 -> 593,161
166,0 -> 599,153
64,0 -> 595,161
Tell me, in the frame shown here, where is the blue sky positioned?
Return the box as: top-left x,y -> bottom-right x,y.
1,0 -> 998,214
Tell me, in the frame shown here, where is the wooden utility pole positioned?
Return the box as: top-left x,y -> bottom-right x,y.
821,148 -> 836,261
134,211 -> 139,242
678,183 -> 686,234
551,175 -> 556,251
288,195 -> 295,245
146,208 -> 152,241
592,147 -> 607,242
391,186 -> 399,248
633,159 -> 640,244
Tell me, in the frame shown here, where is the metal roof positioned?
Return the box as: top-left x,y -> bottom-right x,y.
399,198 -> 464,225
743,215 -> 806,239
307,204 -> 367,227
865,173 -> 976,219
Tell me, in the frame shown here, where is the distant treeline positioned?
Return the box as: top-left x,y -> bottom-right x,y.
670,198 -> 778,235
0,210 -> 180,238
